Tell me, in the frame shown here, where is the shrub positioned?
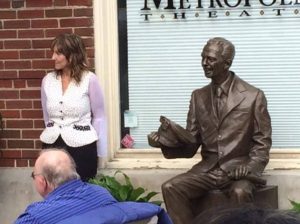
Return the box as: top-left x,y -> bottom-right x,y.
290,199 -> 300,213
89,170 -> 162,206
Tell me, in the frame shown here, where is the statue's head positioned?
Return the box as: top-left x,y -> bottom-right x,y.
201,37 -> 235,81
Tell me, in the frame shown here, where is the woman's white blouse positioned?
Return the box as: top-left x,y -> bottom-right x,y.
40,71 -> 107,157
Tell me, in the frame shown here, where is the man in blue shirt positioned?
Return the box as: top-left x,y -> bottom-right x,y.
15,148 -> 172,224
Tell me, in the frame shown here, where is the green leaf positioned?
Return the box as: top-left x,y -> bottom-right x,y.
290,199 -> 300,212
129,187 -> 145,201
115,170 -> 133,187
119,185 -> 133,201
89,170 -> 163,206
142,191 -> 159,202
149,200 -> 162,206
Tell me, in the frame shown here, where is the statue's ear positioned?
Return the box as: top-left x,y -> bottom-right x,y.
224,59 -> 232,69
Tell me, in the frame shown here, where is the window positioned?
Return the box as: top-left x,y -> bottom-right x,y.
118,0 -> 300,150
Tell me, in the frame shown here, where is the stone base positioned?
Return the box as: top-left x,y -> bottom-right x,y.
193,185 -> 278,216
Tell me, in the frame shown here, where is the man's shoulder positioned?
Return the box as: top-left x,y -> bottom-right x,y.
15,200 -> 46,223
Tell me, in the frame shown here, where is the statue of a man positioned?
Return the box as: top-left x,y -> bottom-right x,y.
148,37 -> 272,224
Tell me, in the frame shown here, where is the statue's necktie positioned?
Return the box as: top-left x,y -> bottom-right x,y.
216,87 -> 223,118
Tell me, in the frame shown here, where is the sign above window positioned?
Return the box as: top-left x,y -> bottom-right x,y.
140,0 -> 300,21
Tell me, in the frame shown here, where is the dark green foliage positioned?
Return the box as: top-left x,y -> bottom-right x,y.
290,199 -> 300,213
89,170 -> 162,206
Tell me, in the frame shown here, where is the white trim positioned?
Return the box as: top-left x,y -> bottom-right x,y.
94,0 -> 120,166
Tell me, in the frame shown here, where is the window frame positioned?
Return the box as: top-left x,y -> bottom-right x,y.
93,0 -> 300,169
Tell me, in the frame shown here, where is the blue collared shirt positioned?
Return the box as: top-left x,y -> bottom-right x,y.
15,179 -> 172,224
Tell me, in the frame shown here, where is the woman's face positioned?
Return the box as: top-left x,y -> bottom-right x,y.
52,46 -> 69,71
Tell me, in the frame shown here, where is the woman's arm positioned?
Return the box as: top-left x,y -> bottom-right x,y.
89,74 -> 107,157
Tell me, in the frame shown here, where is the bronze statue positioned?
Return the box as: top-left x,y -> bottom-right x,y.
148,37 -> 272,224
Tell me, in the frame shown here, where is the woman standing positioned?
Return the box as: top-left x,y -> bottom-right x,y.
40,33 -> 107,181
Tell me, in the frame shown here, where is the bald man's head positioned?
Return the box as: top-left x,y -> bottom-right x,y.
33,148 -> 79,197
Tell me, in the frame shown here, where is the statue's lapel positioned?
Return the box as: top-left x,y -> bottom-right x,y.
218,77 -> 246,125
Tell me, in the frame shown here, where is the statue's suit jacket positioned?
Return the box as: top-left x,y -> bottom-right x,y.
162,73 -> 272,176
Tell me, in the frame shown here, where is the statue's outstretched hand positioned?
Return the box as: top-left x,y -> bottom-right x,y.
148,131 -> 162,148
228,165 -> 249,180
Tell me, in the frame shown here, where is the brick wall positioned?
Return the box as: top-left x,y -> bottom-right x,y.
0,0 -> 94,167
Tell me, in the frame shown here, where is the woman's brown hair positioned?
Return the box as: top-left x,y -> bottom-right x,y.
51,33 -> 89,84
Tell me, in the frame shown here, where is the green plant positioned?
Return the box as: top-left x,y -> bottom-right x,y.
89,170 -> 162,206
290,199 -> 300,213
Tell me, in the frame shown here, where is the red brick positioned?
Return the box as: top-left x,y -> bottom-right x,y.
12,0 -> 24,8
0,71 -> 18,79
20,90 -> 41,99
88,58 -> 94,68
0,90 -> 19,99
26,0 -> 53,7
1,149 -> 22,158
0,10 -> 16,19
6,120 -> 33,128
33,100 -> 42,109
0,80 -> 13,88
83,37 -> 94,47
68,0 -> 92,6
6,100 -> 32,109
86,48 -> 94,58
34,120 -> 45,128
45,28 -> 72,37
54,0 -> 67,6
18,29 -> 44,38
5,60 -> 31,69
20,50 -> 45,59
0,159 -> 15,167
0,140 -> 7,149
4,20 -> 30,29
4,40 -> 31,49
14,80 -> 26,88
0,61 -> 3,69
74,8 -> 93,17
46,50 -> 52,58
18,10 -> 44,19
8,140 -> 34,148
22,149 -> 40,159
1,110 -> 20,118
0,101 -> 5,109
0,0 -> 10,8
28,79 -> 43,87
22,110 -> 43,119
74,27 -> 93,37
60,18 -> 93,27
46,9 -> 72,18
32,19 -> 58,28
0,30 -> 17,39
16,159 -> 28,167
32,60 -> 54,69
22,129 -> 43,139
19,70 -> 45,79
2,130 -> 21,139
29,159 -> 36,166
35,140 -> 43,149
0,50 -> 19,59
32,39 -> 52,48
